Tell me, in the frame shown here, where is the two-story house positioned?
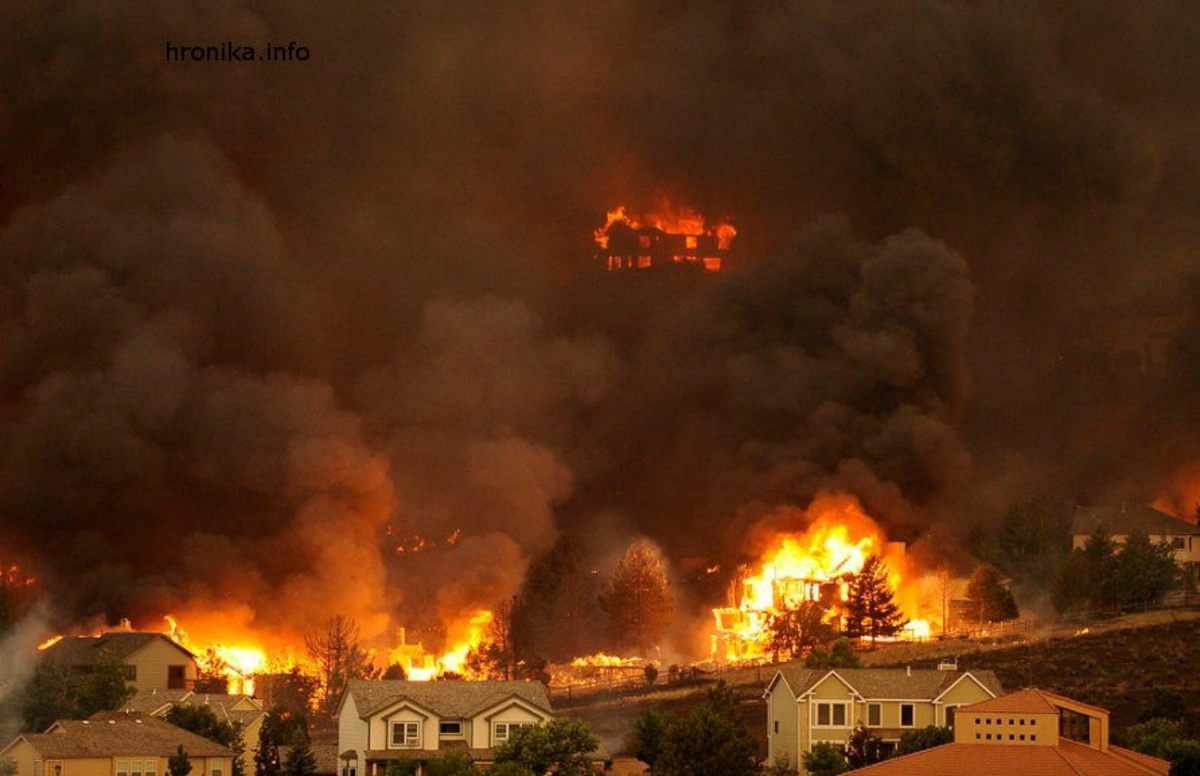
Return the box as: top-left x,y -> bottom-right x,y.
852,688 -> 1169,775
40,633 -> 198,693
337,680 -> 567,775
0,712 -> 233,776
764,667 -> 1003,772
1072,505 -> 1200,583
121,689 -> 264,776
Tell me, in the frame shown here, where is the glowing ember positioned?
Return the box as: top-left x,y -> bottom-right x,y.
37,635 -> 63,651
594,201 -> 736,272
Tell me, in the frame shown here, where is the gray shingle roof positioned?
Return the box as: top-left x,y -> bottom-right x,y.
773,668 -> 1002,701
1072,505 -> 1200,537
20,714 -> 232,758
41,633 -> 196,667
345,680 -> 551,719
122,689 -> 263,726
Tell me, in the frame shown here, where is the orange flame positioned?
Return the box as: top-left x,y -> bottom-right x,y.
711,493 -> 930,663
594,202 -> 736,250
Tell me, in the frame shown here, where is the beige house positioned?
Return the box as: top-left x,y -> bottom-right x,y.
1072,505 -> 1200,583
853,688 -> 1168,775
121,689 -> 264,776
337,680 -> 595,775
40,634 -> 198,693
0,713 -> 233,776
764,667 -> 1002,772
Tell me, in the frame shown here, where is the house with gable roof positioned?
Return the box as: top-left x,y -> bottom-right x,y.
120,689 -> 265,776
39,634 -> 198,693
1072,504 -> 1200,583
0,712 -> 233,776
764,666 -> 1003,772
337,680 -> 598,775
851,688 -> 1169,775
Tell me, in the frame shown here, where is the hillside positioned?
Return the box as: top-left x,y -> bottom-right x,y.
560,609 -> 1200,756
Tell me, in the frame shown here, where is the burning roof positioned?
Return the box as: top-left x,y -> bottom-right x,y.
594,204 -> 735,273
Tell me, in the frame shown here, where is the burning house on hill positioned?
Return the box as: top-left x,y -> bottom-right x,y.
593,204 -> 735,273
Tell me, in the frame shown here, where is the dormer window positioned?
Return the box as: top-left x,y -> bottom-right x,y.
390,721 -> 421,748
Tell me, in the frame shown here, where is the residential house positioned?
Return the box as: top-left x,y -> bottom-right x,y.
0,712 -> 233,776
850,688 -> 1169,775
337,680 -> 597,775
1072,505 -> 1200,583
764,667 -> 1002,773
121,689 -> 264,776
40,634 -> 198,693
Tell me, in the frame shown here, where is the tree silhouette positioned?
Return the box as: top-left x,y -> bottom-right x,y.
844,556 -> 906,643
598,539 -> 673,655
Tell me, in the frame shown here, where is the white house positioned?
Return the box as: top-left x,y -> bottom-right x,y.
764,667 -> 1003,773
1072,505 -> 1200,583
336,680 -> 557,775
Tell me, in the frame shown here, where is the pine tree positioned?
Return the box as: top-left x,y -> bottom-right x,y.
765,601 -> 835,660
168,747 -> 193,776
844,556 -> 906,643
598,539 -> 674,656
965,564 -> 1019,623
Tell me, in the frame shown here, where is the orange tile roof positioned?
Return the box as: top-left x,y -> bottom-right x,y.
960,687 -> 1108,717
851,740 -> 1168,776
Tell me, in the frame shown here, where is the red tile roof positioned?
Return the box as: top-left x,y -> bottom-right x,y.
961,687 -> 1108,717
852,740 -> 1168,776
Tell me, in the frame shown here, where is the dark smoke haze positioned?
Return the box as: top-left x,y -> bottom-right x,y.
0,0 -> 1197,648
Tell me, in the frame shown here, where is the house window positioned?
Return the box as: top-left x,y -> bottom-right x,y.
34,762 -> 44,776
390,721 -> 421,748
143,761 -> 156,776
168,665 -> 186,690
639,235 -> 651,248
494,722 -> 533,743
815,702 -> 849,727
637,255 -> 652,268
49,761 -> 63,776
211,765 -> 222,776
1172,537 -> 1186,550
900,704 -> 915,727
124,665 -> 137,681
439,720 -> 463,737
773,721 -> 779,734
116,760 -> 129,776
867,703 -> 882,727
685,236 -> 698,249
130,761 -> 143,776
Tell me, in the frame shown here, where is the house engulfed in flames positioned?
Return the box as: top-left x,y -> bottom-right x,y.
711,494 -> 930,665
594,204 -> 735,273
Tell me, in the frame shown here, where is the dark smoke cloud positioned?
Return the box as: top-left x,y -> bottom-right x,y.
0,0 -> 1197,651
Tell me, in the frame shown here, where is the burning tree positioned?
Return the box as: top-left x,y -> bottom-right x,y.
844,556 -> 906,643
598,539 -> 673,656
764,601 -> 836,661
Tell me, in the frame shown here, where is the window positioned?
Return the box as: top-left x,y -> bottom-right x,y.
815,702 -> 849,727
773,721 -> 779,734
638,235 -> 651,248
1172,537 -> 1186,550
1031,735 -> 1037,741
124,665 -> 137,681
34,762 -> 44,776
49,761 -> 63,776
130,761 -> 143,776
167,665 -> 186,690
685,236 -> 698,249
1020,735 -> 1026,741
439,720 -> 463,737
867,703 -> 882,727
211,765 -> 222,776
637,255 -> 652,268
116,760 -> 129,776
144,761 -> 156,776
494,722 -> 533,743
390,721 -> 420,748
900,704 -> 915,727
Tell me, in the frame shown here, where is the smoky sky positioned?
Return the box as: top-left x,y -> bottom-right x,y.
1,0 -> 1197,645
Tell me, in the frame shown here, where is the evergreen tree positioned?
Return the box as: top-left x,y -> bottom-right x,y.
165,705 -> 236,746
844,556 -> 906,643
424,752 -> 475,776
168,747 -> 193,776
1052,529 -> 1119,613
655,701 -> 759,776
965,564 -> 1019,623
597,539 -> 674,656
997,495 -> 1069,586
632,709 -> 669,771
255,709 -> 309,776
845,725 -> 885,769
1113,530 -> 1178,607
281,744 -> 316,776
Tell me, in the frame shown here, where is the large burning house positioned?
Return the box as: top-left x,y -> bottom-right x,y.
593,204 -> 735,273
